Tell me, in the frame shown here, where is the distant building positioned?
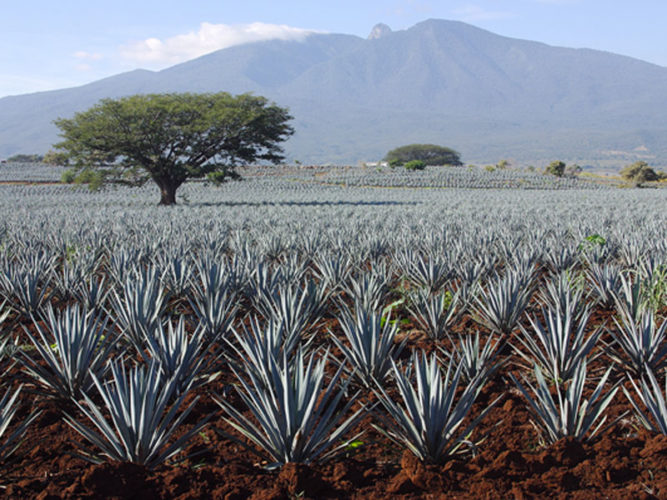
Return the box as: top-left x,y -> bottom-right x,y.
362,161 -> 388,168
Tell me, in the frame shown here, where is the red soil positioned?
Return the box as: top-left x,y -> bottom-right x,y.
1,304 -> 666,499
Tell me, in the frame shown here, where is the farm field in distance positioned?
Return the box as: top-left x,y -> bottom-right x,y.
0,163 -> 666,498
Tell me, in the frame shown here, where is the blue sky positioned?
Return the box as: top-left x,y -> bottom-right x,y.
2,0 -> 666,98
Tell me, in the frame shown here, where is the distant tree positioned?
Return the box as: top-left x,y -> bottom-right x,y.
404,160 -> 426,171
496,159 -> 510,170
6,153 -> 43,163
620,161 -> 659,187
544,161 -> 566,177
384,144 -> 462,167
43,150 -> 69,166
54,92 -> 294,205
565,164 -> 582,178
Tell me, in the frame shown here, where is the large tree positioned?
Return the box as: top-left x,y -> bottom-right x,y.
384,144 -> 462,167
54,92 -> 294,205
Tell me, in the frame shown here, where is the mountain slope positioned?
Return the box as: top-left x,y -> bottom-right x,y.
1,19 -> 666,166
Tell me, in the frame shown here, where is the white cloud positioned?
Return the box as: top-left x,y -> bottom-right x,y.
452,4 -> 514,22
74,51 -> 103,61
120,22 -> 315,67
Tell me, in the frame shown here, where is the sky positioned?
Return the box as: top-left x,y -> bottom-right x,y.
2,0 -> 666,98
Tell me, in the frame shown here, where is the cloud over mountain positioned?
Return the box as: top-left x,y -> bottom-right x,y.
120,22 -> 315,67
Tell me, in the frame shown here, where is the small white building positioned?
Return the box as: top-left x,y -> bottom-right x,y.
361,161 -> 389,168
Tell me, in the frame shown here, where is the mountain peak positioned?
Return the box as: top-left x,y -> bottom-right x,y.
368,23 -> 392,40
2,18 -> 667,165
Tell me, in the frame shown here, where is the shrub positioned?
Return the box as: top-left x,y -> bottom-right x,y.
404,160 -> 426,171
61,169 -> 76,184
74,168 -> 104,191
544,161 -> 566,177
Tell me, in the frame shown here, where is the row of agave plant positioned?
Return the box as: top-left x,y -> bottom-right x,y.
316,165 -> 610,190
0,241 -> 664,471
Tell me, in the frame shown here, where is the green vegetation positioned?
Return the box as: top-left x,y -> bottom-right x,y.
42,150 -> 69,166
54,92 -> 294,205
404,160 -> 426,171
384,144 -> 462,167
60,169 -> 76,184
5,154 -> 43,163
620,161 -> 661,187
544,160 -> 566,177
60,167 -> 103,190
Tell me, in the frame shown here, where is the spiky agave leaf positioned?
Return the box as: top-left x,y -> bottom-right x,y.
254,280 -> 328,345
613,273 -> 648,325
0,265 -> 50,316
311,253 -> 352,292
471,270 -> 533,335
157,254 -> 193,298
215,348 -> 365,468
73,276 -> 110,313
189,258 -> 239,343
0,385 -> 41,462
373,351 -> 500,464
408,288 -> 461,340
109,266 -> 167,354
224,316 -> 304,390
331,304 -> 406,387
510,361 -> 621,445
623,368 -> 667,435
606,313 -> 667,377
449,331 -> 505,383
585,262 -> 623,310
398,250 -> 451,295
537,271 -> 587,320
513,306 -> 601,384
0,299 -> 11,331
342,271 -> 389,313
144,317 -> 208,396
65,360 -> 208,468
20,304 -> 115,401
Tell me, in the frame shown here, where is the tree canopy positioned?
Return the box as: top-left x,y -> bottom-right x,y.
54,92 -> 294,205
384,144 -> 462,167
544,160 -> 566,177
6,153 -> 43,163
620,161 -> 660,187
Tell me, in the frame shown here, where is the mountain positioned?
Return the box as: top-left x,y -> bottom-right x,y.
2,19 -> 667,167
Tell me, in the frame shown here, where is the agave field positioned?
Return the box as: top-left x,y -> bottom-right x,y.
0,164 -> 665,498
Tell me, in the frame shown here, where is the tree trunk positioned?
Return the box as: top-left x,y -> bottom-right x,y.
158,181 -> 178,205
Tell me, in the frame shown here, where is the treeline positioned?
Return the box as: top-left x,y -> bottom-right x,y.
2,151 -> 68,165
